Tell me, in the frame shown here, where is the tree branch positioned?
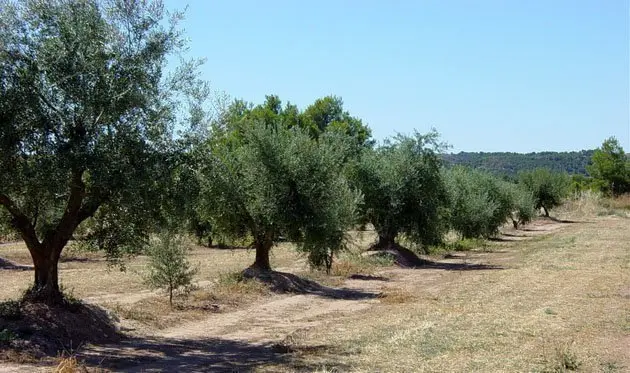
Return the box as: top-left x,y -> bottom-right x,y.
0,193 -> 42,252
42,169 -> 86,248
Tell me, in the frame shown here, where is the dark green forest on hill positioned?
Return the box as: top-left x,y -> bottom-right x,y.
442,150 -> 595,178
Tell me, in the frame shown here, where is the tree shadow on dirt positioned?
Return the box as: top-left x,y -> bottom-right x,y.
0,257 -> 33,271
366,245 -> 504,271
250,271 -> 380,300
546,216 -> 582,224
59,257 -> 101,263
210,243 -> 250,250
500,232 -> 529,238
488,237 -> 523,242
414,259 -> 503,271
348,274 -> 390,281
80,336 -> 352,373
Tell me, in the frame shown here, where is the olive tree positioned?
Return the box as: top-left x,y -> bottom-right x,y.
518,168 -> 570,217
444,167 -> 519,238
197,121 -> 360,275
0,0 -> 203,304
351,131 -> 449,249
508,184 -> 536,229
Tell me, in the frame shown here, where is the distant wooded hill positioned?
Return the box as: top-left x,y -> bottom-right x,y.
441,150 -> 595,178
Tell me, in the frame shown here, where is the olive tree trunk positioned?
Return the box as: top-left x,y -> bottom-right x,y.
26,244 -> 64,304
250,240 -> 273,271
1,170 -> 101,305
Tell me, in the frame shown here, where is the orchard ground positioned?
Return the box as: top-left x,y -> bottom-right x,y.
0,198 -> 629,372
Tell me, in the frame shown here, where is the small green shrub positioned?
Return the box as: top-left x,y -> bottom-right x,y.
144,232 -> 198,307
446,238 -> 485,252
217,271 -> 246,286
0,300 -> 22,320
0,328 -> 17,344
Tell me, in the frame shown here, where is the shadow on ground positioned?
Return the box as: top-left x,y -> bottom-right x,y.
365,246 -> 504,271
0,257 -> 33,270
546,216 -> 582,224
249,271 -> 381,300
80,336 -> 351,373
414,259 -> 503,271
348,274 -> 389,281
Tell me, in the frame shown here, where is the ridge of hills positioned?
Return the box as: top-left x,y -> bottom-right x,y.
441,150 -> 595,177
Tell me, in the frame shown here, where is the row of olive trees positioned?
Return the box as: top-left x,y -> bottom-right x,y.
0,0 -> 572,305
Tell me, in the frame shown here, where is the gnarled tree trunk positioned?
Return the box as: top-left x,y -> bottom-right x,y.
373,229 -> 398,250
1,170 -> 101,305
250,240 -> 273,271
25,244 -> 64,304
243,231 -> 275,279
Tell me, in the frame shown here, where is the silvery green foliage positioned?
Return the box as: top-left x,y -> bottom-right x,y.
144,232 -> 197,306
351,131 -> 449,247
518,168 -> 570,216
0,0 -> 206,262
444,167 -> 514,238
198,121 -> 361,270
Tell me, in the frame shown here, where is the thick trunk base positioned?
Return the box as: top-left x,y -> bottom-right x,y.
371,235 -> 396,250
22,284 -> 65,306
24,253 -> 65,306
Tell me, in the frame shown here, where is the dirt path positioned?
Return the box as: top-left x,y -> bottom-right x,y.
1,219 -> 574,372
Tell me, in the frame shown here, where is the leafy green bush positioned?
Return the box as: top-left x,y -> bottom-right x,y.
351,131 -> 449,249
198,122 -> 360,274
587,137 -> 630,196
519,168 -> 570,216
444,167 -> 515,238
0,329 -> 17,344
499,181 -> 536,229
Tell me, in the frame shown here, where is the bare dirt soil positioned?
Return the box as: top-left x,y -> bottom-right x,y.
1,213 -> 629,372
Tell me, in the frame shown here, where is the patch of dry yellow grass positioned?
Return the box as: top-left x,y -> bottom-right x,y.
259,215 -> 630,372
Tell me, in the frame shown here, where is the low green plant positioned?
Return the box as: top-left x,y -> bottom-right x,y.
217,271 -> 246,286
144,232 -> 198,307
445,238 -> 484,252
0,300 -> 22,320
0,328 -> 17,344
58,285 -> 83,311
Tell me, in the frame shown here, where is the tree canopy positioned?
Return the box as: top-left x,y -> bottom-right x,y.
518,169 -> 570,217
197,120 -> 360,274
0,0 -> 203,303
587,137 -> 630,196
351,131 -> 448,249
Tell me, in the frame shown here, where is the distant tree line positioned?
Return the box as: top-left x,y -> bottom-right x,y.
442,150 -> 595,178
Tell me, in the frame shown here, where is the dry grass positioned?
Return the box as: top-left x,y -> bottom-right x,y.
377,288 -> 416,305
259,214 -> 630,372
105,272 -> 272,329
2,202 -> 628,372
52,354 -> 109,373
561,191 -> 630,219
0,242 -> 302,302
53,356 -> 87,373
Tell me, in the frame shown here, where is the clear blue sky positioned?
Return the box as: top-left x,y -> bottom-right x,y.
164,0 -> 629,153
